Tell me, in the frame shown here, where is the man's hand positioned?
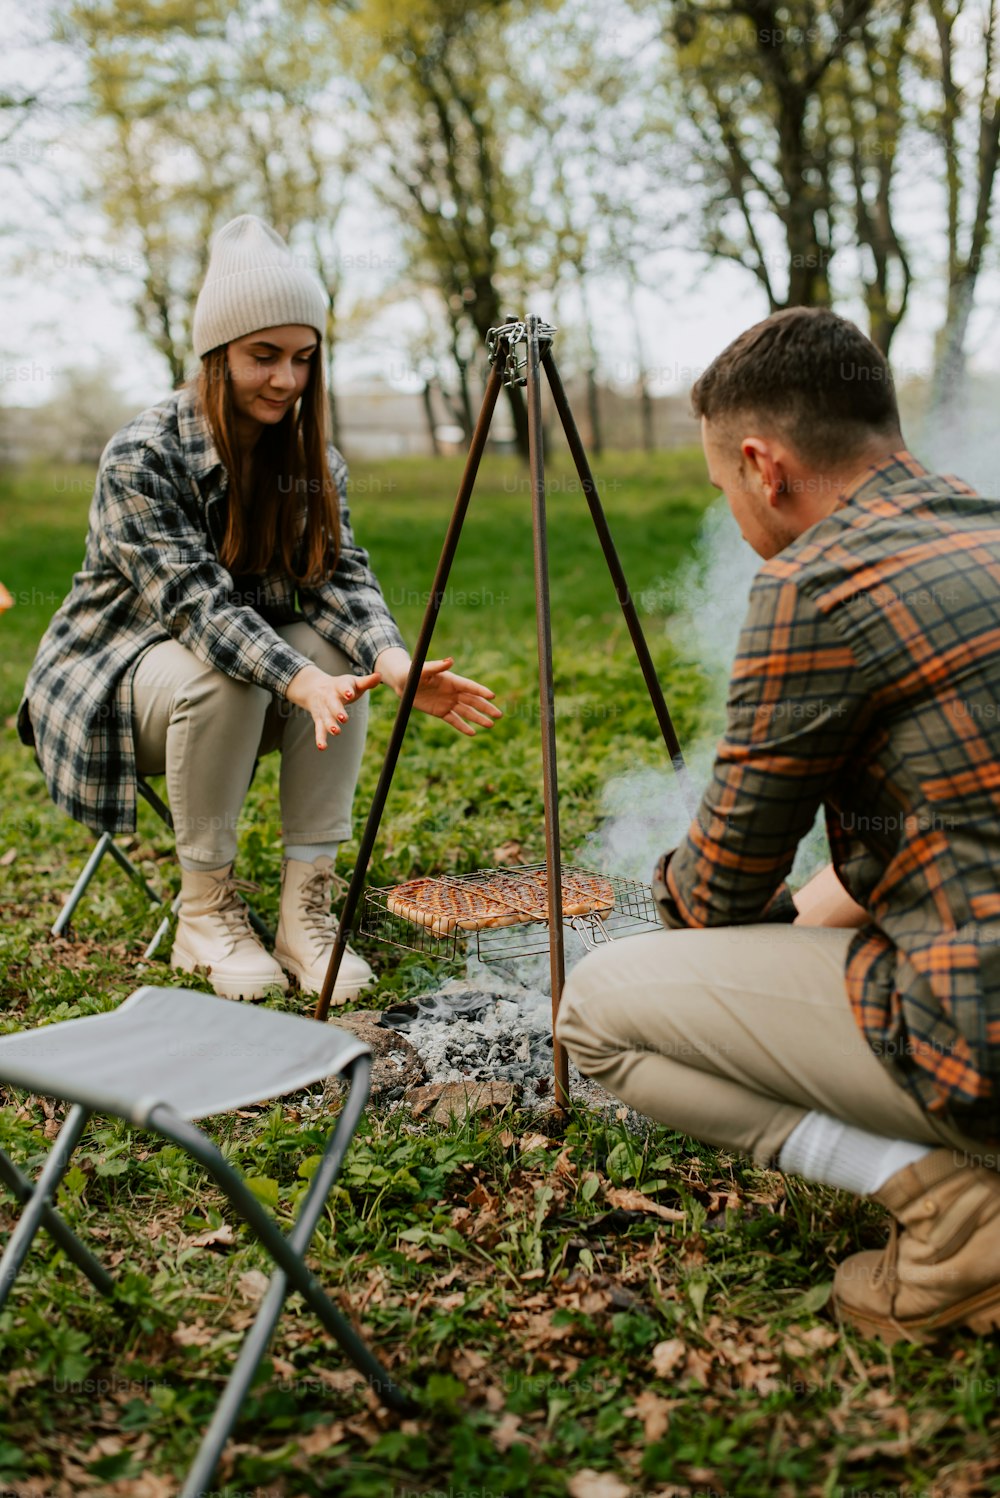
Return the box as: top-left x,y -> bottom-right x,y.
793,863 -> 869,927
285,662 -> 382,750
375,646 -> 502,737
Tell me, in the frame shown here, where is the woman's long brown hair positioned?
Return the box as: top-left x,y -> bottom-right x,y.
195,343 -> 340,585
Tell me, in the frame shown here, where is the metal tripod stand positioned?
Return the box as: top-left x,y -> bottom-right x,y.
315,315 -> 693,1111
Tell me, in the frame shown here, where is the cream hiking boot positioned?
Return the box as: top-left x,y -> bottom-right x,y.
170,864 -> 288,1001
274,856 -> 375,1003
832,1148 -> 1000,1344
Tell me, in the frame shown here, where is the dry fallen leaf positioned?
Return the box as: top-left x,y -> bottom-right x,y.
604,1187 -> 686,1222
491,1411 -> 529,1453
186,1222 -> 235,1250
237,1268 -> 270,1302
554,1148 -> 578,1179
782,1324 -> 839,1359
296,1422 -> 346,1456
493,840 -> 527,865
684,1346 -> 713,1387
845,1438 -> 913,1461
172,1321 -> 216,1347
0,848 -> 17,866
84,1435 -> 125,1461
109,1476 -> 174,1498
313,1366 -> 365,1393
567,1471 -> 631,1498
651,1338 -> 687,1378
629,1389 -> 672,1442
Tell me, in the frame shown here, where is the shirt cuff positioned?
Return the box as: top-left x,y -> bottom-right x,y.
359,622 -> 407,673
651,849 -> 798,929
251,640 -> 312,698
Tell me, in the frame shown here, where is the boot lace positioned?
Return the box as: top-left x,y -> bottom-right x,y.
199,874 -> 262,951
298,864 -> 349,946
870,1219 -> 923,1342
873,1220 -> 901,1293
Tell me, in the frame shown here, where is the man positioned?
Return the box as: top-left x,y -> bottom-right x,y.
557,306 -> 1000,1345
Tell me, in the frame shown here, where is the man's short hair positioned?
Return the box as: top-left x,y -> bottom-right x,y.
691,307 -> 902,465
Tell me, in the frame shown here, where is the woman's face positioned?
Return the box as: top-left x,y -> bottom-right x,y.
226,324 -> 318,430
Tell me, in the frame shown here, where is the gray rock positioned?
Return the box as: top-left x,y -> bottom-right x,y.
323,1010 -> 425,1103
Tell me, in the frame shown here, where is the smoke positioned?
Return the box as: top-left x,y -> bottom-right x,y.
917,378 -> 999,500
584,497 -> 829,891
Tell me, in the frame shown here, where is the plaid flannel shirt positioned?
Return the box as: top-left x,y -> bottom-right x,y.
652,451 -> 1000,1144
18,386 -> 405,834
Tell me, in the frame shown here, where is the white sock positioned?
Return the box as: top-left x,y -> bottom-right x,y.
777,1111 -> 932,1196
284,842 -> 339,864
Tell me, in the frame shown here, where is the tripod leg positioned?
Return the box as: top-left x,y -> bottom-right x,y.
525,316 -> 570,1111
314,355 -> 509,1021
542,349 -> 698,814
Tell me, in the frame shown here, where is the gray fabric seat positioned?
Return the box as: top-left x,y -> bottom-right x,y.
0,985 -> 418,1496
0,984 -> 366,1123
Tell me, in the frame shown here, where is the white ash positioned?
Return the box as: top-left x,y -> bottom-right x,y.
387,934 -> 594,1089
379,936 -> 665,1134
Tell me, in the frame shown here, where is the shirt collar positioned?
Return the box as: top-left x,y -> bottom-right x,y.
176,382 -> 225,481
836,449 -> 930,508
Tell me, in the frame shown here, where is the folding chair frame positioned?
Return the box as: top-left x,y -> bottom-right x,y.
51,775 -> 273,961
0,1053 -> 418,1497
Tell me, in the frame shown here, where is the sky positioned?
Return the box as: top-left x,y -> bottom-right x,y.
4,2 -> 1000,423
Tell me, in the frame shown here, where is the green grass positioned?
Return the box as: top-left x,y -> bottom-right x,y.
1,450 -> 999,1496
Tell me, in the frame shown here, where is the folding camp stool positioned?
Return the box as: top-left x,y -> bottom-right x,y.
0,985 -> 419,1496
51,775 -> 273,961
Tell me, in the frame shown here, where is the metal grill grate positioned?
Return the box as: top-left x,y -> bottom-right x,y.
361,862 -> 661,962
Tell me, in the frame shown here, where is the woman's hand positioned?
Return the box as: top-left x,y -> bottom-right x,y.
285,662 -> 382,750
376,647 -> 502,737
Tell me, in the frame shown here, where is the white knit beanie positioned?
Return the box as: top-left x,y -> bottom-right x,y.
192,214 -> 328,357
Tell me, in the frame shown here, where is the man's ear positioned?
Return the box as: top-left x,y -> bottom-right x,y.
741,437 -> 786,506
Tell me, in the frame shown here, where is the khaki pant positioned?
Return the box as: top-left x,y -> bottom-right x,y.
556,924 -> 988,1165
130,622 -> 367,869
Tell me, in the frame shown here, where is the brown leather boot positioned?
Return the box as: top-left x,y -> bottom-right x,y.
832,1148 -> 1000,1344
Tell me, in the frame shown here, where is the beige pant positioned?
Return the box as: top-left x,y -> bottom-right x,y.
556,924 -> 988,1165
129,621 -> 367,869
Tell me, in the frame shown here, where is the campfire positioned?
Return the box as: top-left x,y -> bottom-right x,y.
316,319 -> 690,1114
361,868 -> 659,1102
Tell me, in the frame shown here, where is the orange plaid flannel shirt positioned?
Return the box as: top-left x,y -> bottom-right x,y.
653,451 -> 1000,1144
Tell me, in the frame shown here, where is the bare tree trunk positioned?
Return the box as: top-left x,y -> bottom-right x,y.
581,278 -> 603,456
586,366 -> 603,457
927,0 -> 1000,419
626,276 -> 655,451
327,383 -> 342,451
421,380 -> 441,455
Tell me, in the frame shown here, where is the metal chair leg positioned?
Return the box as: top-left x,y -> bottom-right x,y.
0,1147 -> 114,1298
0,1106 -> 92,1308
104,838 -> 166,906
142,893 -> 182,962
52,834 -> 115,936
149,1058 -> 418,1497
53,831 -> 167,938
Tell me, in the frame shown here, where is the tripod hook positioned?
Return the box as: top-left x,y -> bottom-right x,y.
486,317 -> 557,387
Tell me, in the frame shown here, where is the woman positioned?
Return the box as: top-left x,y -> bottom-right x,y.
18,214 -> 500,1002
